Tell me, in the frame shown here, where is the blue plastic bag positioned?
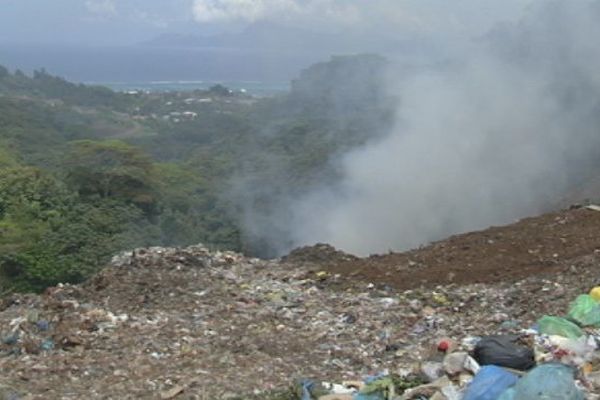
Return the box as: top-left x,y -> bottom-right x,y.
463,366 -> 518,400
300,380 -> 315,400
509,364 -> 584,400
353,395 -> 384,400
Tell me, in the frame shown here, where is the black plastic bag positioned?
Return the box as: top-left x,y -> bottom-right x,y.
473,335 -> 535,371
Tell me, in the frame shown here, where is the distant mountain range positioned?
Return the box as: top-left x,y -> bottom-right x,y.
0,23 -> 436,86
140,22 -> 419,56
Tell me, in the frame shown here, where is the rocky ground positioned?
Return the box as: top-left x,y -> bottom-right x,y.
1,207 -> 600,399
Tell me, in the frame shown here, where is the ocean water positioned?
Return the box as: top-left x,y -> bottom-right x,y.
0,44 -> 314,96
92,80 -> 289,96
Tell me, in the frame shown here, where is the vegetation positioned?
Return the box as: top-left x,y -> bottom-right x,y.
0,54 -> 393,292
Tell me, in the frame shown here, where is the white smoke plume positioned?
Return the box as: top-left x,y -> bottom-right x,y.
281,0 -> 600,255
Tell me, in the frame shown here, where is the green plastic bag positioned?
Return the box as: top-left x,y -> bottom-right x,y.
537,316 -> 583,339
355,376 -> 391,400
509,364 -> 584,400
498,388 -> 515,400
568,295 -> 600,327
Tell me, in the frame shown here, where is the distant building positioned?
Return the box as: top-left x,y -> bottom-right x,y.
183,111 -> 198,118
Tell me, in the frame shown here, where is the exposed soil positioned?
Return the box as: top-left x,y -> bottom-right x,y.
318,207 -> 600,290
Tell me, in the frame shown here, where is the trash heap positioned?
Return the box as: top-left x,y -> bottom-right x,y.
307,289 -> 600,400
1,242 -> 600,399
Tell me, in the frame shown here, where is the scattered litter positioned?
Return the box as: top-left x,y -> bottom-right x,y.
1,242 -> 600,398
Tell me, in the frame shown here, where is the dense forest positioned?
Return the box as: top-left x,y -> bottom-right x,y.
0,54 -> 394,292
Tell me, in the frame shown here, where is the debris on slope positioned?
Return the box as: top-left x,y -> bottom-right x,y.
2,208 -> 600,398
282,243 -> 359,265
326,208 -> 600,290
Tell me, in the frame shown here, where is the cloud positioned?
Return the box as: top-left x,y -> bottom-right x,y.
192,0 -> 360,26
191,0 -> 535,39
85,0 -> 117,16
193,0 -> 293,23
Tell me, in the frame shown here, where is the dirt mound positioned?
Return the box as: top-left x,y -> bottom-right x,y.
323,207 -> 600,290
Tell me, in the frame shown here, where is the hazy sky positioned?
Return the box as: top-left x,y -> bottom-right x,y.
0,0 -> 535,46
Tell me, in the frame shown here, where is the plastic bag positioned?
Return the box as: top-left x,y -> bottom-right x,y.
301,380 -> 315,400
568,295 -> 600,327
353,376 -> 389,400
441,385 -> 463,400
298,380 -> 329,400
589,287 -> 600,302
508,363 -> 584,400
463,366 -> 518,400
473,336 -> 535,370
537,316 -> 584,339
548,335 -> 597,365
497,388 -> 515,400
353,394 -> 385,400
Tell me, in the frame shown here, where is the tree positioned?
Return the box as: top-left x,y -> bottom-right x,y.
209,84 -> 232,97
0,165 -> 157,292
0,166 -> 72,290
0,65 -> 9,79
0,143 -> 18,168
65,140 -> 159,213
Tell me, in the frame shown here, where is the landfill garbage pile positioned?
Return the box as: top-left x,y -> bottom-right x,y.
281,244 -> 359,265
301,286 -> 600,400
1,207 -> 600,399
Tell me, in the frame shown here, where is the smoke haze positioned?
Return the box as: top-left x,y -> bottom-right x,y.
238,0 -> 600,256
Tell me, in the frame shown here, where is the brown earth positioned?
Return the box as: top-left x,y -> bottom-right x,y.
315,206 -> 600,290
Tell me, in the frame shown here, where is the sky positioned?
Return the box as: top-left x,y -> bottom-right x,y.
0,0 -> 536,46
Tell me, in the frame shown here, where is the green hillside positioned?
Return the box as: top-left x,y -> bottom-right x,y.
0,54 -> 393,292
